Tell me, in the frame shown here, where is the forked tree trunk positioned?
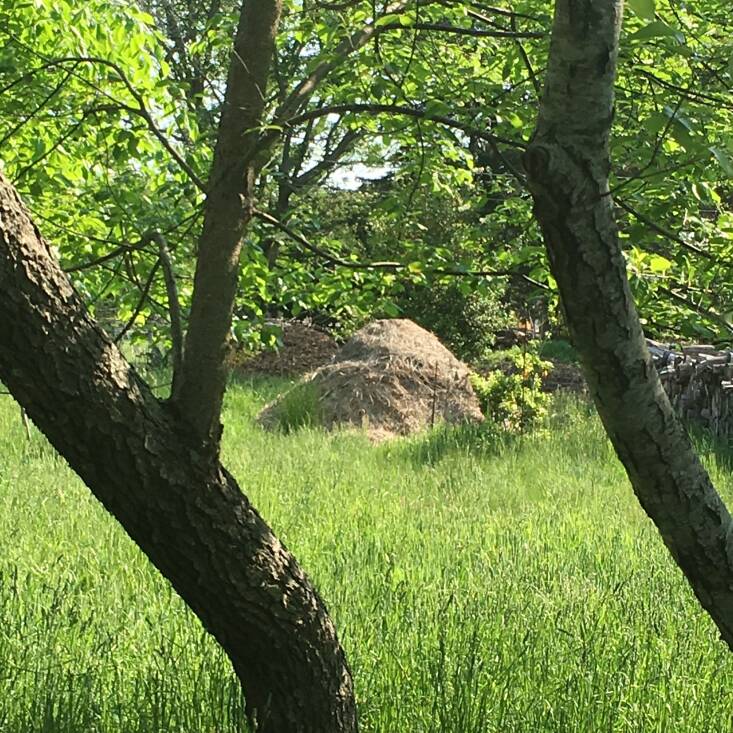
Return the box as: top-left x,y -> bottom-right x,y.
526,0 -> 733,646
0,175 -> 357,731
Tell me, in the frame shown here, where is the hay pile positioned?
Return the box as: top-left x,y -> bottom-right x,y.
231,320 -> 338,377
258,319 -> 484,440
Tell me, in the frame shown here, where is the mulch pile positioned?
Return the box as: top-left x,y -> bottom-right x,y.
257,319 -> 484,441
231,320 -> 338,377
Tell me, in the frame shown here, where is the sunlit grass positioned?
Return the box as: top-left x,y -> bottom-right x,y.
2,381 -> 733,731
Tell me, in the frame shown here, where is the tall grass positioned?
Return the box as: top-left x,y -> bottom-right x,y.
1,381 -> 733,731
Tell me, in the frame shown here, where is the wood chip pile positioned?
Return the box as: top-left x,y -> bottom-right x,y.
230,320 -> 338,377
649,339 -> 733,437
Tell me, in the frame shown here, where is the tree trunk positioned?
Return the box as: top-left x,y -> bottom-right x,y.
526,0 -> 733,646
176,0 -> 283,453
0,174 -> 357,731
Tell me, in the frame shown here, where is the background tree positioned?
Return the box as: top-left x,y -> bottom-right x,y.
6,0 -> 733,356
2,0 -> 551,358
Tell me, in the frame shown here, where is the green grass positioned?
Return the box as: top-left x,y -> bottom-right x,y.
2,381 -> 733,732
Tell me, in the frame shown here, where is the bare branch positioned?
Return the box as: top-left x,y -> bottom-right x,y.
272,1 -> 409,125
114,259 -> 161,343
658,285 -> 733,334
376,21 -> 544,39
13,107 -> 109,182
63,230 -> 158,273
150,232 -> 185,397
5,40 -> 207,192
511,16 -> 542,97
284,102 -> 526,149
615,198 -> 725,264
464,1 -> 544,22
0,64 -> 79,148
292,128 -> 363,189
638,69 -> 733,112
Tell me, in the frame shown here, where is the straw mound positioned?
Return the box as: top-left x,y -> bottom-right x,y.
258,319 -> 484,440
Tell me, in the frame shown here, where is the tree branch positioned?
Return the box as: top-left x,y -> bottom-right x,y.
271,1 -> 409,125
5,42 -> 207,192
114,259 -> 161,344
150,232 -> 185,397
616,198 -> 725,264
176,0 -> 284,453
658,285 -> 733,334
284,102 -> 526,149
292,128 -> 363,189
377,22 -> 544,39
0,64 -> 79,149
253,208 -> 546,288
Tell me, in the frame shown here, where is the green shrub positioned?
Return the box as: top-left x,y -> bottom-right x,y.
395,280 -> 510,363
470,351 -> 552,433
539,338 -> 578,363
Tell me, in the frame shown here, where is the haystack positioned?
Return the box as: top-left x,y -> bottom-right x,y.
258,319 -> 484,440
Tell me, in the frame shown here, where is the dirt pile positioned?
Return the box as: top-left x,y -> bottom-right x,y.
258,319 -> 484,440
231,320 -> 338,377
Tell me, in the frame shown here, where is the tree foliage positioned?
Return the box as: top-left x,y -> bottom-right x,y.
5,0 -> 733,353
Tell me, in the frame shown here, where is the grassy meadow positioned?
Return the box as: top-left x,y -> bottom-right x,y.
2,379 -> 733,732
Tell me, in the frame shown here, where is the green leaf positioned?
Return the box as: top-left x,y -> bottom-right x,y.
424,99 -> 451,116
508,113 -> 523,129
661,106 -> 698,151
630,21 -> 684,44
711,147 -> 733,178
670,123 -> 696,151
381,301 -> 400,317
374,13 -> 402,27
663,105 -> 697,132
628,0 -> 655,20
649,255 -> 672,273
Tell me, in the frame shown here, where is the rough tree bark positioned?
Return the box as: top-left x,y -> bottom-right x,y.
526,0 -> 733,645
0,173 -> 357,731
1,0 -> 359,729
176,0 -> 283,452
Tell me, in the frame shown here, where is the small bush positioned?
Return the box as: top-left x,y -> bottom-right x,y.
470,351 -> 552,433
